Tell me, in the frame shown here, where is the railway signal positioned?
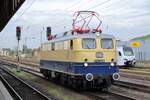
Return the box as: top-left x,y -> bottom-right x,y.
16,26 -> 21,41
16,26 -> 21,72
46,27 -> 53,40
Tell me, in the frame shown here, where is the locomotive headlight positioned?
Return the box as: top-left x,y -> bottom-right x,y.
110,62 -> 114,66
84,62 -> 88,67
96,32 -> 100,37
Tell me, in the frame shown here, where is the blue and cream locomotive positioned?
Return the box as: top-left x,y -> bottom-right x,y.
40,11 -> 119,89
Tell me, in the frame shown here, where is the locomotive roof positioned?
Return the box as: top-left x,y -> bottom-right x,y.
45,32 -> 115,43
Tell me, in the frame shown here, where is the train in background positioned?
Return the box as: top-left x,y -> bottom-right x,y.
116,46 -> 136,67
40,11 -> 119,90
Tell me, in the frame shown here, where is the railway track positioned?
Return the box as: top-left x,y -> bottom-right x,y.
0,58 -> 149,99
1,64 -> 135,100
1,61 -> 44,78
84,91 -> 135,100
113,80 -> 150,94
0,66 -> 51,100
24,65 -> 149,99
11,64 -> 150,97
0,58 -> 39,67
0,60 -> 136,100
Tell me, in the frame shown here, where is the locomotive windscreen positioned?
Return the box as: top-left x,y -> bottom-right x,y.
101,38 -> 113,49
82,38 -> 96,49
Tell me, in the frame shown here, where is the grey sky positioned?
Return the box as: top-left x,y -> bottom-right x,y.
0,0 -> 150,49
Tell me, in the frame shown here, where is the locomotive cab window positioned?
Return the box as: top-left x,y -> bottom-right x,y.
101,38 -> 113,49
82,38 -> 96,49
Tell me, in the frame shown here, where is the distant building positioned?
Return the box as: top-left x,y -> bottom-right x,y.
0,48 -> 10,56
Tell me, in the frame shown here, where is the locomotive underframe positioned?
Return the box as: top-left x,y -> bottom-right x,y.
40,60 -> 118,89
40,68 -> 113,89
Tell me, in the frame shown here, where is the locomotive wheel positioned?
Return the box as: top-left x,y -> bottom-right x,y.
83,80 -> 87,90
41,69 -> 49,79
60,74 -> 65,85
43,72 -> 48,79
55,73 -> 60,82
67,76 -> 73,87
101,79 -> 111,91
48,71 -> 52,80
72,79 -> 77,89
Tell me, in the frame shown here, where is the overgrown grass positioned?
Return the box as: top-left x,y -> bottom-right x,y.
9,68 -> 88,100
11,68 -> 36,80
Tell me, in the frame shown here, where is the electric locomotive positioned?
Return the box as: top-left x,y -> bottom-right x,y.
40,11 -> 119,89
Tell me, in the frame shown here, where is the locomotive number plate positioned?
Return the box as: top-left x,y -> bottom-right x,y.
96,52 -> 103,58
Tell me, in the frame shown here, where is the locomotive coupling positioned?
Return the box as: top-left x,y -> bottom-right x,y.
86,73 -> 93,81
112,73 -> 120,80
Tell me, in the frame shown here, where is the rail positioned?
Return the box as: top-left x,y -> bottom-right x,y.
0,66 -> 51,100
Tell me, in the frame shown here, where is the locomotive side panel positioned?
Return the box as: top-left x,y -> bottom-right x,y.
40,34 -> 119,89
40,38 -> 116,62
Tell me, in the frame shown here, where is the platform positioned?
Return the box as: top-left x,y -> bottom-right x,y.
0,80 -> 13,100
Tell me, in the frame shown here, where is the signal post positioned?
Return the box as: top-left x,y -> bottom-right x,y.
16,26 -> 21,72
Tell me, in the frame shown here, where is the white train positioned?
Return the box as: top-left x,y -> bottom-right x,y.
116,46 -> 136,67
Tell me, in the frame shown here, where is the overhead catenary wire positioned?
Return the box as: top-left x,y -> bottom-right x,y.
65,0 -> 81,11
86,0 -> 111,10
97,0 -> 123,11
15,0 -> 37,21
65,0 -> 94,12
90,0 -> 149,20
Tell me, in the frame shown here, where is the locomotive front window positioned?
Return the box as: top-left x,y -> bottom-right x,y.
82,38 -> 96,49
123,47 -> 134,56
101,38 -> 113,49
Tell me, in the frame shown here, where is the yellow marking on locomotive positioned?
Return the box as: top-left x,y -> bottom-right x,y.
40,35 -> 117,62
